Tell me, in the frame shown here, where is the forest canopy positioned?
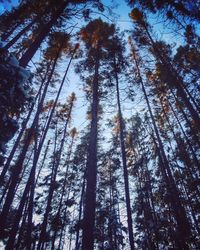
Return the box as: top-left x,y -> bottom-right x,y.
0,0 -> 199,249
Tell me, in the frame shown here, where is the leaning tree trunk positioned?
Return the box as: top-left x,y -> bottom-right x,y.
4,19 -> 36,50
19,1 -> 68,67
4,3 -> 54,50
0,47 -> 62,234
1,22 -> 21,41
15,199 -> 29,250
143,24 -> 200,127
37,97 -> 74,250
0,46 -> 77,243
0,61 -> 51,184
131,49 -> 191,249
51,135 -> 75,250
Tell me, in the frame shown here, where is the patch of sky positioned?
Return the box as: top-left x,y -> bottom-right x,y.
102,0 -> 132,30
0,0 -> 19,14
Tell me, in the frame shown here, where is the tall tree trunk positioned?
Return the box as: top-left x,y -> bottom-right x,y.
37,98 -> 74,250
75,171 -> 86,250
15,198 -> 29,250
37,123 -> 59,250
113,57 -> 135,250
35,139 -> 51,187
137,138 -> 160,248
26,127 -> 39,250
51,136 -> 75,250
82,49 -> 100,250
57,188 -> 73,250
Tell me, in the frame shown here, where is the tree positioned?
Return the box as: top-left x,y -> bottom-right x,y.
107,34 -> 135,249
127,0 -> 200,22
0,41 -> 78,239
129,8 -> 200,128
77,19 -> 116,249
129,39 -> 192,249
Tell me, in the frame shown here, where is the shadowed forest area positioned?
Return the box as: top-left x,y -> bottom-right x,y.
0,0 -> 200,249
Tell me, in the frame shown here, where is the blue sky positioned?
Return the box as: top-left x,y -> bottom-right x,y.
102,0 -> 132,30
0,0 -> 18,14
0,0 -> 131,28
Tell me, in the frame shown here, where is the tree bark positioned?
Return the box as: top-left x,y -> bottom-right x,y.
114,57 -> 135,250
82,50 -> 100,250
19,2 -> 67,67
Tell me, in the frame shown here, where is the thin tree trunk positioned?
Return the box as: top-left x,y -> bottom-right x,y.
75,171 -> 86,250
15,198 -> 29,250
137,138 -> 160,249
4,19 -> 36,50
35,139 -> 51,186
114,57 -> 135,250
51,136 -> 75,250
37,98 -> 74,250
1,22 -> 21,41
26,127 -> 39,250
58,187 -> 73,250
37,122 -> 59,250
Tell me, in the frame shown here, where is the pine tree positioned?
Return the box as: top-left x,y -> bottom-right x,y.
77,19 -> 116,249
